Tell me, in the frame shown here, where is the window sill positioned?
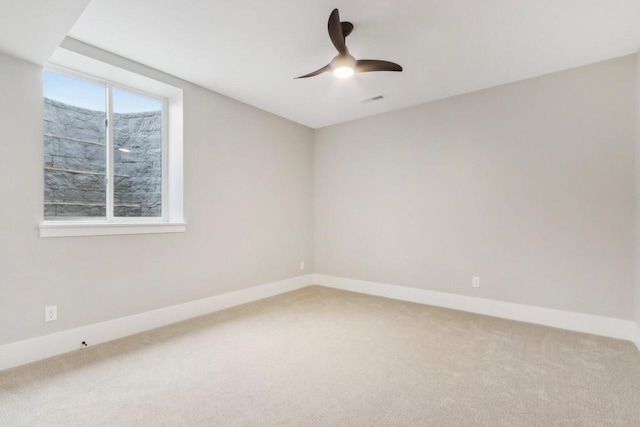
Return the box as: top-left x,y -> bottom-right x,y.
39,221 -> 186,238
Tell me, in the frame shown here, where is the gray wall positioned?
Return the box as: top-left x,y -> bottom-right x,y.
314,55 -> 636,319
636,50 -> 640,341
0,47 -> 636,347
0,52 -> 314,346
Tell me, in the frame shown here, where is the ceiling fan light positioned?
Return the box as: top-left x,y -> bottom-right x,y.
333,66 -> 354,79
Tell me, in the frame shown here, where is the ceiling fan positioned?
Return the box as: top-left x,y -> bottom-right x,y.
295,8 -> 403,79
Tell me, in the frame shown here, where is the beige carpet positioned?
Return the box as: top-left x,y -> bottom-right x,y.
1,286 -> 639,426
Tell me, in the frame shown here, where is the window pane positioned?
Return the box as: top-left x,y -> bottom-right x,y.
113,88 -> 163,217
44,70 -> 106,217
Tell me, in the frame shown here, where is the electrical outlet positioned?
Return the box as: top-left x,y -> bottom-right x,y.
45,306 -> 57,322
472,277 -> 480,288
300,261 -> 305,270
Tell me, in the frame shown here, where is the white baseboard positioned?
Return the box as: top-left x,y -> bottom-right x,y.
2,273 -> 635,372
0,274 -> 314,372
314,274 -> 636,342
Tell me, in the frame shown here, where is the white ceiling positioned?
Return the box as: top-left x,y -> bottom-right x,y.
8,1 -> 640,128
0,0 -> 90,65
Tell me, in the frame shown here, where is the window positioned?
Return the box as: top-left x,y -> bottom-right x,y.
44,68 -> 166,221
38,44 -> 185,238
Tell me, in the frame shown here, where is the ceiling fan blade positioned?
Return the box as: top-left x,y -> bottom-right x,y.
355,60 -> 403,73
328,8 -> 347,54
295,64 -> 331,79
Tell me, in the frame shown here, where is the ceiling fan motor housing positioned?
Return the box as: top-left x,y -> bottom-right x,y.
331,53 -> 356,71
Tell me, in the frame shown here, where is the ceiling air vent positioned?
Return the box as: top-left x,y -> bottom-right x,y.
361,95 -> 384,104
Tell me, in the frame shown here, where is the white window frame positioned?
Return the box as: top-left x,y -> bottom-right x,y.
44,65 -> 169,223
40,61 -> 185,238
